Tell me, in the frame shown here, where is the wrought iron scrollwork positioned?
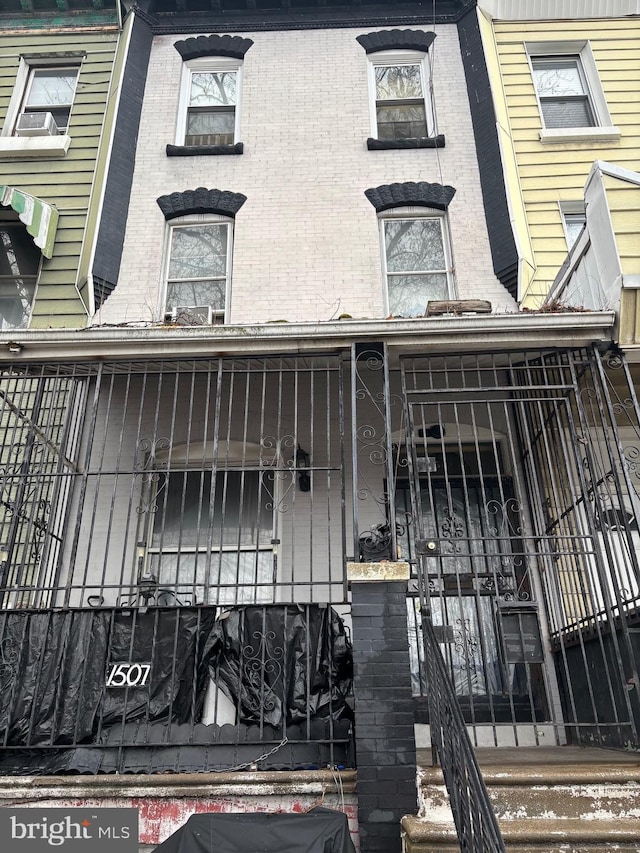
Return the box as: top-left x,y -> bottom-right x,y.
242,630 -> 284,716
260,434 -> 303,513
0,637 -> 18,691
358,521 -> 405,562
353,346 -> 404,516
440,508 -> 464,539
135,437 -> 171,515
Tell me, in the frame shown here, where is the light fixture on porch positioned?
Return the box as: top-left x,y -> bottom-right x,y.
296,445 -> 311,492
136,541 -> 147,576
7,341 -> 22,354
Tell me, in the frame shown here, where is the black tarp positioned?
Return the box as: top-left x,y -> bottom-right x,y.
0,608 -> 215,745
202,605 -> 353,727
153,808 -> 356,853
0,604 -> 353,773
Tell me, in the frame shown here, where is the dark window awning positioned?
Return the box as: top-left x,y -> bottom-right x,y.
0,185 -> 59,259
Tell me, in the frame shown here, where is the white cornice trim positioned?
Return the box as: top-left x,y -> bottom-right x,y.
478,1 -> 640,20
589,160 -> 640,188
0,313 -> 615,362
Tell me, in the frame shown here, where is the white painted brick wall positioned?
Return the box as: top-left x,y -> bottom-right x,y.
95,24 -> 517,326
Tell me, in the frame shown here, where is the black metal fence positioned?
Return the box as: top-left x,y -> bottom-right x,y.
0,356 -> 349,609
421,609 -> 506,852
400,346 -> 640,749
0,602 -> 354,774
1,345 -> 639,777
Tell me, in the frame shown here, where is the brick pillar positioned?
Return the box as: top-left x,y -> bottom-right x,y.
347,562 -> 417,853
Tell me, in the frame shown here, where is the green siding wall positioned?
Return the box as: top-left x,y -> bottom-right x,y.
0,27 -> 120,328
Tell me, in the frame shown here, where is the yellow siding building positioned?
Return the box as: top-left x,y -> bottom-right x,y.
478,3 -> 640,308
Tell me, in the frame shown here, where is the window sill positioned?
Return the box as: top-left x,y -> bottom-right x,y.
0,135 -> 71,158
367,135 -> 445,150
166,142 -> 244,156
538,126 -> 621,144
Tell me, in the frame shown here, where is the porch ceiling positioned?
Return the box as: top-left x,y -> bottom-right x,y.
0,312 -> 615,362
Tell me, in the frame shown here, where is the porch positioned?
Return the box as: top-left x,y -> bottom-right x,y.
0,343 -> 638,849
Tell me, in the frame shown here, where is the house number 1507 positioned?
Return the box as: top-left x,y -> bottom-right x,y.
106,663 -> 151,687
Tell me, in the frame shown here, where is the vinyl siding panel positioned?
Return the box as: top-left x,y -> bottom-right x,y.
604,176 -> 640,280
0,28 -> 119,328
493,17 -> 640,306
619,289 -> 640,346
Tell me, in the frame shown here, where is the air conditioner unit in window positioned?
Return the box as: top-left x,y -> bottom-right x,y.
16,111 -> 59,137
165,306 -> 214,326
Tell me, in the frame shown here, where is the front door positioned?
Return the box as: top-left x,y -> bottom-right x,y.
398,433 -> 550,732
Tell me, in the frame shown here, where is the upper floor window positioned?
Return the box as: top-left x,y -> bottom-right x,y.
157,187 -> 246,324
526,41 -> 619,144
382,214 -> 452,317
531,56 -> 594,129
170,35 -> 252,156
371,55 -> 432,141
19,66 -> 79,135
164,216 -> 232,324
0,215 -> 41,330
559,202 -> 586,250
364,181 -> 456,317
356,30 -> 442,150
176,58 -> 241,147
0,56 -> 83,158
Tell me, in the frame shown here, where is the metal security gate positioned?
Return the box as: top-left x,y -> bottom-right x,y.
400,347 -> 640,749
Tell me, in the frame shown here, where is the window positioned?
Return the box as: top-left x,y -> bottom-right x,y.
560,203 -> 586,250
148,470 -> 275,605
0,57 -> 82,157
531,56 -> 594,129
165,217 -> 231,323
381,214 -> 452,317
177,58 -> 240,147
19,66 -> 79,134
0,216 -> 40,329
369,51 -> 433,141
526,41 -> 619,143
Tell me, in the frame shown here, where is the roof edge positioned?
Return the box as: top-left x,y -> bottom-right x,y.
0,312 -> 615,361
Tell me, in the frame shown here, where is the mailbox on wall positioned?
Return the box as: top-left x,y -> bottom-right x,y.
497,603 -> 545,664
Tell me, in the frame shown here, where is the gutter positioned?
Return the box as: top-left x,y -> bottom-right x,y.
0,312 -> 615,362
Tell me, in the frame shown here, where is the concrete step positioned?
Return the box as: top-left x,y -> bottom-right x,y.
402,815 -> 640,852
403,748 -> 640,852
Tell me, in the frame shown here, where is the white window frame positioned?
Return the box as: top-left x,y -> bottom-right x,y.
137,441 -> 280,607
0,55 -> 82,158
175,56 -> 242,146
379,207 -> 454,317
146,469 -> 276,606
525,41 -> 620,144
161,213 -> 233,324
367,49 -> 434,141
559,201 -> 586,251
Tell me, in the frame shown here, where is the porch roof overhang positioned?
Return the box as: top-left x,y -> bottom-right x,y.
0,186 -> 58,259
0,311 -> 615,362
